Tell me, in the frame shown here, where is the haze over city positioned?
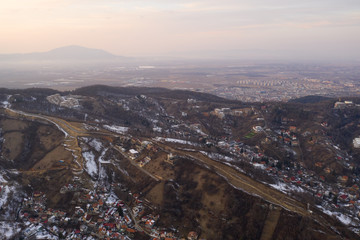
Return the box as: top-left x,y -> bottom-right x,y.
1,0 -> 360,61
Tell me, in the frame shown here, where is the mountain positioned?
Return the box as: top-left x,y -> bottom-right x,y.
0,45 -> 125,62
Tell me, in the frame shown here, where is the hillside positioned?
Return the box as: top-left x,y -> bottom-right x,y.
289,95 -> 332,104
0,86 -> 360,239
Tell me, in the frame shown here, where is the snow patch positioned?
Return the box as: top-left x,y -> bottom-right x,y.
106,193 -> 118,206
82,151 -> 98,178
200,151 -> 235,162
88,139 -> 103,152
155,137 -> 198,146
317,205 -> 355,226
336,213 -> 353,225
103,125 -> 128,134
99,149 -> 111,163
270,181 -> 304,193
1,95 -> 12,108
252,163 -> 266,169
153,126 -> 162,132
0,172 -> 7,183
0,222 -> 21,239
0,185 -> 13,208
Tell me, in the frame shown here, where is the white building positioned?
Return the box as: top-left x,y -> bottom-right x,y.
334,102 -> 346,109
353,138 -> 360,148
128,149 -> 139,159
253,126 -> 263,132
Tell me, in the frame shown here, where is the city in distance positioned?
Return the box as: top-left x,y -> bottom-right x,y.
0,45 -> 359,102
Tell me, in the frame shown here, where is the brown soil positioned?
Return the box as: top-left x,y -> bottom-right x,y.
2,132 -> 24,160
32,145 -> 73,170
145,181 -> 165,206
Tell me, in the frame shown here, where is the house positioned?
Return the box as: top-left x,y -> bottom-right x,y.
141,141 -> 151,148
289,126 -> 297,132
339,194 -> 349,202
127,227 -> 136,233
128,149 -> 139,160
321,122 -> 328,127
187,98 -> 197,104
281,117 -> 288,124
188,231 -> 198,240
253,126 -> 263,132
212,108 -> 225,119
124,215 -> 132,225
232,110 -> 243,116
338,175 -> 349,184
334,102 -> 346,109
33,191 -> 44,198
353,138 -> 360,148
315,162 -> 324,168
145,219 -> 156,230
283,137 -> 291,145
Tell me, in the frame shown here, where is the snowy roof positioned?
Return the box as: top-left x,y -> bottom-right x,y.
129,149 -> 139,155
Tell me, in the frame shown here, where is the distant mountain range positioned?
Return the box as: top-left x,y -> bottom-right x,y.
0,45 -> 127,62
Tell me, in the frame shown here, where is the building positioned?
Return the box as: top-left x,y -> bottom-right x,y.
253,126 -> 263,132
213,108 -> 225,119
334,102 -> 346,109
353,138 -> 360,148
128,149 -> 139,160
187,231 -> 198,240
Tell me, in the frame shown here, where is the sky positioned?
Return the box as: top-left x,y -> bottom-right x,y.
1,0 -> 360,61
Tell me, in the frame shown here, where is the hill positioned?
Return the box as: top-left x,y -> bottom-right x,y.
0,86 -> 360,239
289,95 -> 332,104
73,85 -> 233,103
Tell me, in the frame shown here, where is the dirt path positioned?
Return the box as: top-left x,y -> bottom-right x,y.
3,108 -> 89,174
260,207 -> 281,240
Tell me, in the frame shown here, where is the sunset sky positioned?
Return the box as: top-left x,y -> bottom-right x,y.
1,0 -> 360,60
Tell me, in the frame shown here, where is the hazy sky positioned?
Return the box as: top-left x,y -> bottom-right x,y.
1,0 -> 360,60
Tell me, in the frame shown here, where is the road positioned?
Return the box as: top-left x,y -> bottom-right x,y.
154,141 -> 309,216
